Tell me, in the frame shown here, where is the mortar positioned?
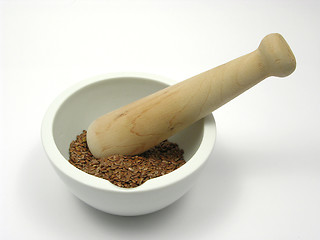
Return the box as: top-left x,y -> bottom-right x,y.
41,72 -> 216,216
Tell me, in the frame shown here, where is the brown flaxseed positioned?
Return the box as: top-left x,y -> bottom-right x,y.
69,130 -> 185,188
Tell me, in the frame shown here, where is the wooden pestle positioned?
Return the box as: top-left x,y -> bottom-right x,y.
87,33 -> 296,158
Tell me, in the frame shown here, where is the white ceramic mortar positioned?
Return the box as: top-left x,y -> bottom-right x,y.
41,72 -> 216,216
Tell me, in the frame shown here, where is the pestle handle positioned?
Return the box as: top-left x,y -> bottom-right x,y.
87,33 -> 296,158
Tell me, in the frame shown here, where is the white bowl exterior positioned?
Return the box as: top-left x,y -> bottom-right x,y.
41,73 -> 216,216
51,161 -> 203,216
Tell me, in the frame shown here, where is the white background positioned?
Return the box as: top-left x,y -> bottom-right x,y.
1,0 -> 320,239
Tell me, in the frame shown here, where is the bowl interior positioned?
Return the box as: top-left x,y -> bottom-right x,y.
53,76 -> 204,163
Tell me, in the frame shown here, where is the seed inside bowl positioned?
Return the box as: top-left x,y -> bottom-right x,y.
69,130 -> 186,188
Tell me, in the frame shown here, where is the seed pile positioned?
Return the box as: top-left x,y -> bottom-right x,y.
69,130 -> 185,188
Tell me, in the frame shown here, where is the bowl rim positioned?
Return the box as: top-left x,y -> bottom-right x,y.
41,72 -> 216,193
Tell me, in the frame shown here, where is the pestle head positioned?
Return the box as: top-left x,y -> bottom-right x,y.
258,33 -> 296,77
